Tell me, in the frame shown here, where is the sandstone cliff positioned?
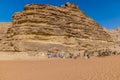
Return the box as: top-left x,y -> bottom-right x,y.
0,22 -> 11,39
12,2 -> 112,41
1,2 -> 113,52
106,27 -> 120,42
104,27 -> 120,50
0,22 -> 14,51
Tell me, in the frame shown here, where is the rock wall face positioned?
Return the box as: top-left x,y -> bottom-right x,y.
12,2 -> 112,41
0,22 -> 11,37
9,2 -> 113,52
0,22 -> 14,51
106,28 -> 120,42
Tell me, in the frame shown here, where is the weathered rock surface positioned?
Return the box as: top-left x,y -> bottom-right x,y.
105,27 -> 120,42
0,2 -> 113,52
12,2 -> 112,41
0,22 -> 15,51
105,27 -> 120,49
0,22 -> 11,39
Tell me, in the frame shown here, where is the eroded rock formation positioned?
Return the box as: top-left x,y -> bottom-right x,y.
0,22 -> 11,36
0,22 -> 14,51
0,2 -> 113,52
12,2 -> 112,41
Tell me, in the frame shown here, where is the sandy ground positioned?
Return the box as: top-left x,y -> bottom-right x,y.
0,52 -> 47,60
0,56 -> 120,80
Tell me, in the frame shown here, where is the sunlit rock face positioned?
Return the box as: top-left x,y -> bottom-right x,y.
2,2 -> 113,52
0,22 -> 14,51
0,22 -> 11,38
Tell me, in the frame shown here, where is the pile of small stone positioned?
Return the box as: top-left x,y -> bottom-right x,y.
47,52 -> 80,59
97,49 -> 120,57
84,49 -> 120,57
46,48 -> 120,59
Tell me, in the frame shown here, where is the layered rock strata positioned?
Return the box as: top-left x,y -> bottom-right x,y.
0,22 -> 11,38
0,22 -> 14,51
12,2 -> 112,41
4,2 -> 113,52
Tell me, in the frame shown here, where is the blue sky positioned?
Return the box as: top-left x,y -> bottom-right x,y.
0,0 -> 120,29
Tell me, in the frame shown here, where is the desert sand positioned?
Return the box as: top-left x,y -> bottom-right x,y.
0,55 -> 120,80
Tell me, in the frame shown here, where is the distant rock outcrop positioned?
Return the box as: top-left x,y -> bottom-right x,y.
0,2 -> 113,52
105,27 -> 120,42
0,22 -> 11,38
0,22 -> 14,51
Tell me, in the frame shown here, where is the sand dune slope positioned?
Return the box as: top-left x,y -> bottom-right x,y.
0,56 -> 120,80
